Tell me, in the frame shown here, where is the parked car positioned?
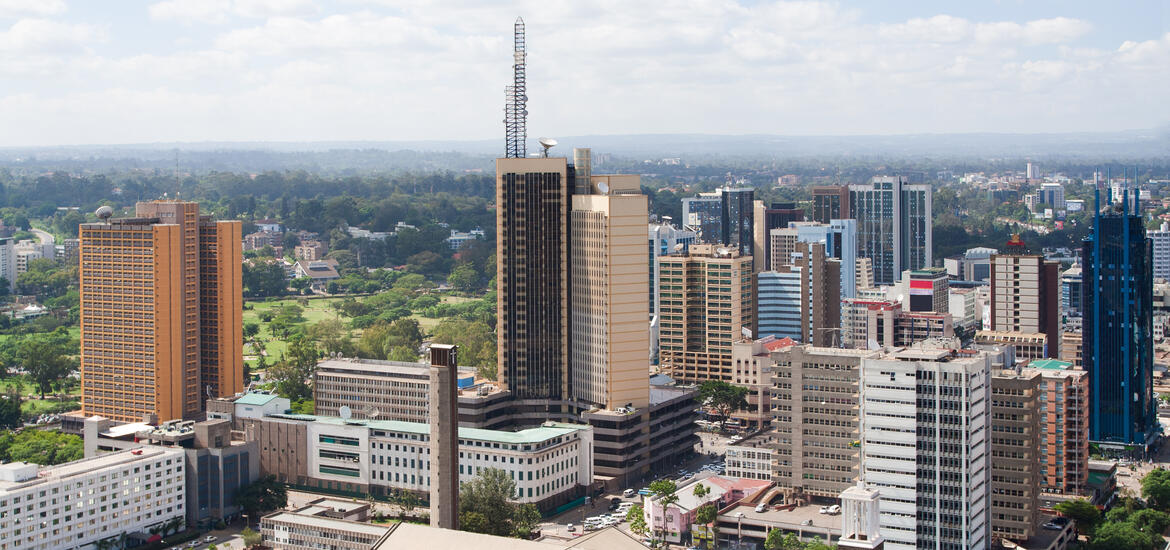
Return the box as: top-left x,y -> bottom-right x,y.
203,536 -> 217,543
826,505 -> 841,515
623,488 -> 637,498
755,503 -> 768,513
801,519 -> 813,526
819,506 -> 830,514
567,523 -> 576,532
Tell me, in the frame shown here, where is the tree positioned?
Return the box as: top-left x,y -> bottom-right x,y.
513,503 -> 541,538
244,322 -> 260,339
764,530 -> 802,550
1141,468 -> 1170,511
1090,520 -> 1162,550
18,334 -> 77,399
0,430 -> 83,465
648,480 -> 678,547
0,393 -> 19,429
241,527 -> 261,549
693,484 -> 709,499
1128,508 -> 1170,535
696,380 -> 750,429
1055,498 -> 1101,537
243,261 -> 288,297
627,504 -> 648,538
695,503 -> 717,525
236,476 -> 287,524
306,319 -> 352,356
459,468 -> 518,537
447,264 -> 480,292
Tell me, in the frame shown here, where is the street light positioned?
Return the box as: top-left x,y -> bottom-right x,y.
736,511 -> 745,550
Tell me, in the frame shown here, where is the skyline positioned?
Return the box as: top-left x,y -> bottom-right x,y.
0,1 -> 1163,147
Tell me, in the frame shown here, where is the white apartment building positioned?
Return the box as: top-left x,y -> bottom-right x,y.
0,446 -> 186,550
0,238 -> 14,291
256,414 -> 593,507
725,435 -> 775,481
860,347 -> 991,550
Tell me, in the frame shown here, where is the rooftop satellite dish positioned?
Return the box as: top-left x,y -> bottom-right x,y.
369,408 -> 381,420
339,405 -> 352,420
717,247 -> 731,256
597,181 -> 610,194
538,137 -> 558,158
673,243 -> 685,252
95,206 -> 114,220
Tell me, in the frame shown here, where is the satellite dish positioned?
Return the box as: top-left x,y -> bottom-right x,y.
717,247 -> 731,256
369,408 -> 381,420
673,243 -> 685,252
95,206 -> 114,220
538,137 -> 558,158
339,405 -> 352,420
597,181 -> 610,194
741,327 -> 753,339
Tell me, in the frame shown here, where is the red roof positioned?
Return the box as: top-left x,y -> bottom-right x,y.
762,337 -> 797,352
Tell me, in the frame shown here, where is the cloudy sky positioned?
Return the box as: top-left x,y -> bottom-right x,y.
0,0 -> 1166,146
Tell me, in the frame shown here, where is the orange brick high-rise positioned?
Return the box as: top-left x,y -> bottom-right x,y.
80,201 -> 242,423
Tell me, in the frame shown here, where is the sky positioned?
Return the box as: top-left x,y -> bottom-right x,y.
0,0 -> 1166,147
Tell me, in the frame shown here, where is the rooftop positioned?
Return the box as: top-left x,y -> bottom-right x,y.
0,446 -> 178,492
264,512 -> 391,537
1028,359 -> 1073,370
379,523 -> 561,549
265,413 -> 590,445
235,392 -> 282,406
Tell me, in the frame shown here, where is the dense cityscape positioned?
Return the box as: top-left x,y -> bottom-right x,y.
1,5 -> 1169,550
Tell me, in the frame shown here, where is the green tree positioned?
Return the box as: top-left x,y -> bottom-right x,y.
695,503 -> 717,525
431,318 -> 496,379
0,393 -> 20,429
18,334 -> 77,398
1090,520 -> 1163,550
1141,468 -> 1170,511
763,530 -> 804,550
236,476 -> 287,525
627,504 -> 648,538
447,264 -> 480,292
243,322 -> 260,339
512,503 -> 541,538
243,261 -> 288,297
696,380 -> 750,429
459,468 -> 518,537
240,527 -> 261,549
1055,498 -> 1101,537
0,430 -> 83,465
306,318 -> 353,356
387,346 -> 418,362
648,480 -> 678,547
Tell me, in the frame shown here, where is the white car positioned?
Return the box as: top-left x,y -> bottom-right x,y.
623,489 -> 637,498
755,503 -> 768,513
567,523 -> 576,532
827,505 -> 840,515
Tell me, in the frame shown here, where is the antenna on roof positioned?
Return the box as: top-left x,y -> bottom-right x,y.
504,17 -> 527,158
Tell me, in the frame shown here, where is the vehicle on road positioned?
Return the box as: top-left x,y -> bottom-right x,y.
567,523 -> 576,532
801,519 -> 813,526
755,503 -> 768,513
203,536 -> 217,543
623,489 -> 636,498
826,505 -> 840,515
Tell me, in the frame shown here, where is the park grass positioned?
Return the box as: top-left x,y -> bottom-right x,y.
243,296 -> 348,368
21,397 -> 80,417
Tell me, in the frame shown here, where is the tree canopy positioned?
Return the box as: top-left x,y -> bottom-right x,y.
458,467 -> 539,538
696,380 -> 750,428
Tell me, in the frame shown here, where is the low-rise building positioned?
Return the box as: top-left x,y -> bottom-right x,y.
644,476 -> 771,544
293,259 -> 341,291
725,432 -> 775,481
0,446 -> 186,550
294,240 -> 327,261
311,358 -> 477,423
976,330 -> 1049,361
252,414 -> 593,511
244,230 -> 283,251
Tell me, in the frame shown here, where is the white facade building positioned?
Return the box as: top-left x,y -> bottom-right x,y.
1150,222 -> 1170,281
860,347 -> 991,550
0,446 -> 186,550
0,238 -> 14,292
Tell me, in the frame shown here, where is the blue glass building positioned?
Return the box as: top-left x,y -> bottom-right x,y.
1082,190 -> 1158,452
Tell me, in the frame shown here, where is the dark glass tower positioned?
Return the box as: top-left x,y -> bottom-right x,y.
721,188 -> 755,257
1083,189 -> 1157,451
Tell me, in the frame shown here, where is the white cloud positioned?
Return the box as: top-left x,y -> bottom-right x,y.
0,0 -> 65,18
0,18 -> 103,53
149,0 -> 316,24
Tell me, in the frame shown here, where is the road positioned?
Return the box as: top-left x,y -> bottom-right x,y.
30,228 -> 54,246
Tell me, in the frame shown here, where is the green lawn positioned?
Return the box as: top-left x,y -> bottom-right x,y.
243,297 -> 348,367
21,397 -> 80,417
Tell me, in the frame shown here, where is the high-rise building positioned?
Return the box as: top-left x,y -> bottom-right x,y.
812,185 -> 850,224
770,345 -> 878,501
1026,359 -> 1090,496
904,267 -> 948,313
849,177 -> 932,286
841,299 -> 955,350
496,157 -> 572,401
657,244 -> 753,382
989,369 -> 1042,542
1082,191 -> 1157,452
756,242 -> 840,346
795,220 -> 859,298
571,174 -> 650,410
1149,222 -> 1170,280
80,201 -> 242,423
753,201 -> 804,273
1039,183 -> 1065,211
682,187 -> 755,257
428,345 -> 459,530
860,347 -> 991,550
1061,263 -> 1083,319
990,238 -> 1062,359
648,223 -> 697,316
0,237 -> 14,292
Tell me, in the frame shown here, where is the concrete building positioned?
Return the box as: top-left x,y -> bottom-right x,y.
648,222 -> 697,317
949,287 -> 979,332
770,345 -> 879,501
643,476 -> 772,545
990,242 -> 1062,358
1038,183 -> 1066,211
943,247 -> 996,282
312,358 -> 474,423
261,510 -> 392,550
838,482 -> 884,550
849,177 -> 932,286
293,240 -> 326,261
725,432 -> 776,481
0,238 -> 13,292
859,347 -> 991,550
974,331 -> 1048,362
1027,360 -> 1090,496
1060,333 -> 1082,369
251,413 -> 593,510
855,257 -> 874,290
757,242 -> 840,346
571,176 -> 650,410
428,345 -> 459,530
989,369 -> 1042,542
904,267 -> 949,314
1060,263 -> 1082,322
683,187 -> 755,257
0,446 -> 186,550
1083,190 -> 1157,453
1150,222 -> 1170,281
657,244 -> 754,383
812,185 -> 850,224
243,230 -> 282,252
728,337 -> 791,429
795,219 -> 859,298
841,298 -> 956,349
80,201 -> 242,423
753,201 -> 804,273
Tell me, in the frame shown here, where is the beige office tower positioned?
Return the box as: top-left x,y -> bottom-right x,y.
570,174 -> 650,410
990,250 -> 1062,359
989,369 -> 1043,542
855,258 -> 874,290
80,201 -> 242,423
657,244 -> 753,382
496,157 -> 571,400
768,228 -> 799,271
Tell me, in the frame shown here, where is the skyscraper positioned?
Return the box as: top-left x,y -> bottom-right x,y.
860,347 -> 991,550
989,237 -> 1061,359
756,242 -> 840,346
849,176 -> 932,286
1082,190 -> 1157,452
752,200 -> 804,273
795,219 -> 859,298
571,174 -> 650,410
648,222 -> 697,316
496,157 -> 572,401
80,201 -> 242,423
682,187 -> 755,257
1149,222 -> 1170,280
812,185 -> 850,224
657,244 -> 753,382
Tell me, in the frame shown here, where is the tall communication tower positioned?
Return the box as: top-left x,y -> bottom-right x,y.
504,17 -> 527,158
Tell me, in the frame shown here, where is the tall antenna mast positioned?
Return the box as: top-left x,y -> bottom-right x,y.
504,17 -> 527,158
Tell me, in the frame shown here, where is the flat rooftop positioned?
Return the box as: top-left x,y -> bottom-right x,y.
266,413 -> 590,445
264,512 -> 391,537
0,446 -> 176,492
316,358 -> 477,377
720,503 -> 842,536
